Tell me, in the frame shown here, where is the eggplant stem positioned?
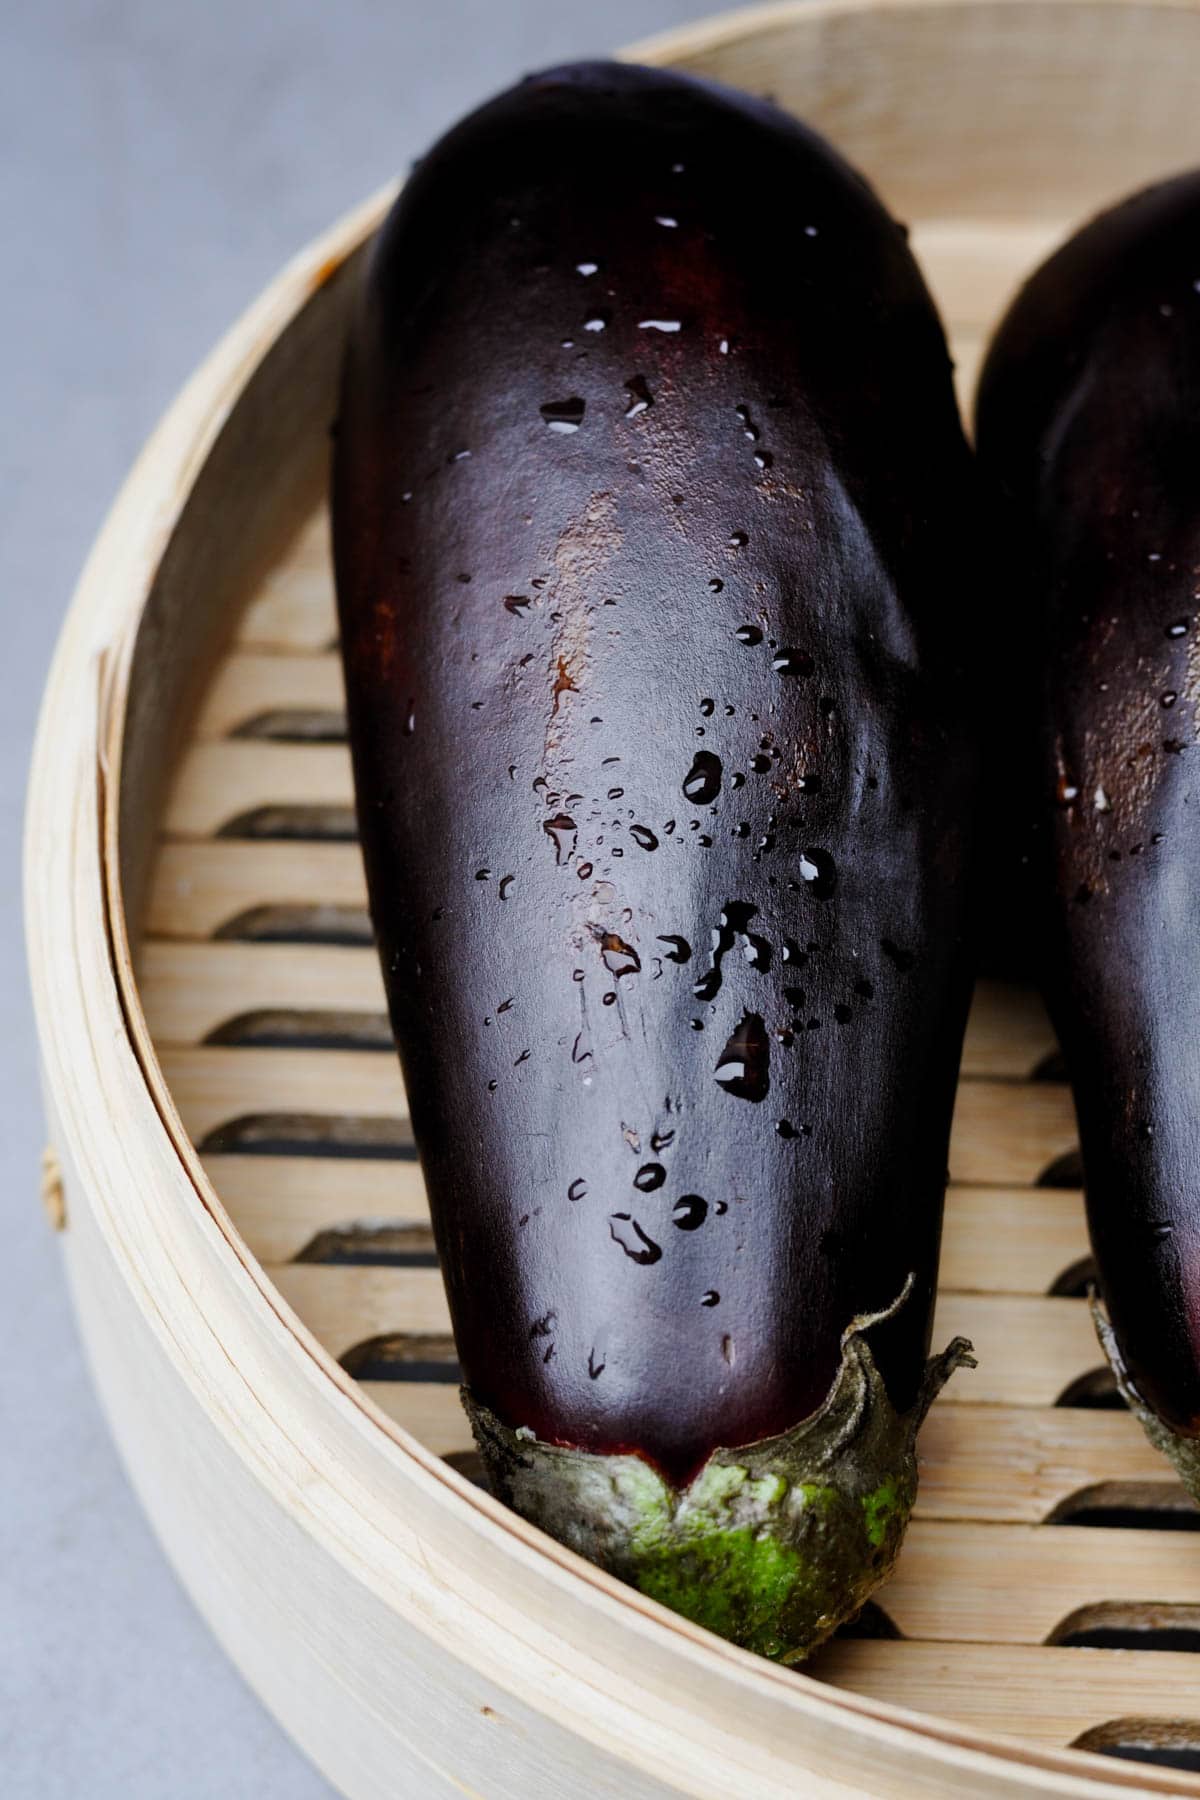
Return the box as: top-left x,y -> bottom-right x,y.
464,1280 -> 975,1661
1090,1293 -> 1200,1502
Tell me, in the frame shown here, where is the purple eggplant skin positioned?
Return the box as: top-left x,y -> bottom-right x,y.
976,173 -> 1200,1474
334,61 -> 976,1653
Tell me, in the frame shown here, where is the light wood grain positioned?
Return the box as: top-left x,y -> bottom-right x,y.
882,1520 -> 1200,1644
811,1640 -> 1200,1746
164,741 -> 353,837
194,650 -> 344,738
909,221 -> 1066,327
962,980 -> 1056,1081
932,1295 -> 1098,1408
235,504 -> 336,651
949,1080 -> 1078,1188
916,1403 -> 1179,1525
939,1187 -> 1087,1296
147,840 -> 368,938
141,940 -> 385,1041
200,1153 -> 429,1261
361,1381 -> 472,1456
273,1263 -> 453,1350
158,1043 -> 409,1144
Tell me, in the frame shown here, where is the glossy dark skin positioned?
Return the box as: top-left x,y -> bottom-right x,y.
334,62 -> 976,1485
976,173 -> 1200,1438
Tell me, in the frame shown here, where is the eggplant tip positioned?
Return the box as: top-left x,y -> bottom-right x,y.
464,1295 -> 975,1661
1090,1294 -> 1200,1503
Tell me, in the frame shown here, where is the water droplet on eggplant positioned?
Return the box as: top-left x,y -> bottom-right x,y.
772,648 -> 814,677
540,397 -> 586,433
683,750 -> 723,804
713,1012 -> 769,1102
543,813 -> 577,864
633,1164 -> 666,1192
592,928 -> 641,978
609,1215 -> 662,1264
796,848 -> 837,898
693,968 -> 722,1002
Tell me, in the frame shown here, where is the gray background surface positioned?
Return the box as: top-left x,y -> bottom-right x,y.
1,4 -> 718,1793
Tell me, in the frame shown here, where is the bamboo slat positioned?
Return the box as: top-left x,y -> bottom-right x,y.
200,1153 -> 429,1261
164,741 -> 353,837
915,1403 -> 1179,1525
811,1640 -> 1200,1746
159,1043 -> 409,1143
235,505 -> 335,651
147,841 -> 367,938
141,940 -> 385,1042
193,650 -> 344,738
273,1262 -> 451,1348
883,1521 -> 1200,1644
939,1188 -> 1087,1296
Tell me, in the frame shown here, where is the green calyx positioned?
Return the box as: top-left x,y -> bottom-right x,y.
464,1282 -> 974,1662
1091,1296 -> 1200,1502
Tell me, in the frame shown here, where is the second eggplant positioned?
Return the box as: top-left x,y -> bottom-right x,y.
977,173 -> 1200,1497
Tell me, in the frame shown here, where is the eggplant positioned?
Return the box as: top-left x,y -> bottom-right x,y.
976,173 -> 1200,1497
333,60 -> 976,1659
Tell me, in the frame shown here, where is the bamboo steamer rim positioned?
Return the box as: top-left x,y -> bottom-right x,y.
24,3 -> 1200,1791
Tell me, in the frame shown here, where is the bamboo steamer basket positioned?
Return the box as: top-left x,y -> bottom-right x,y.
27,2 -> 1200,1793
